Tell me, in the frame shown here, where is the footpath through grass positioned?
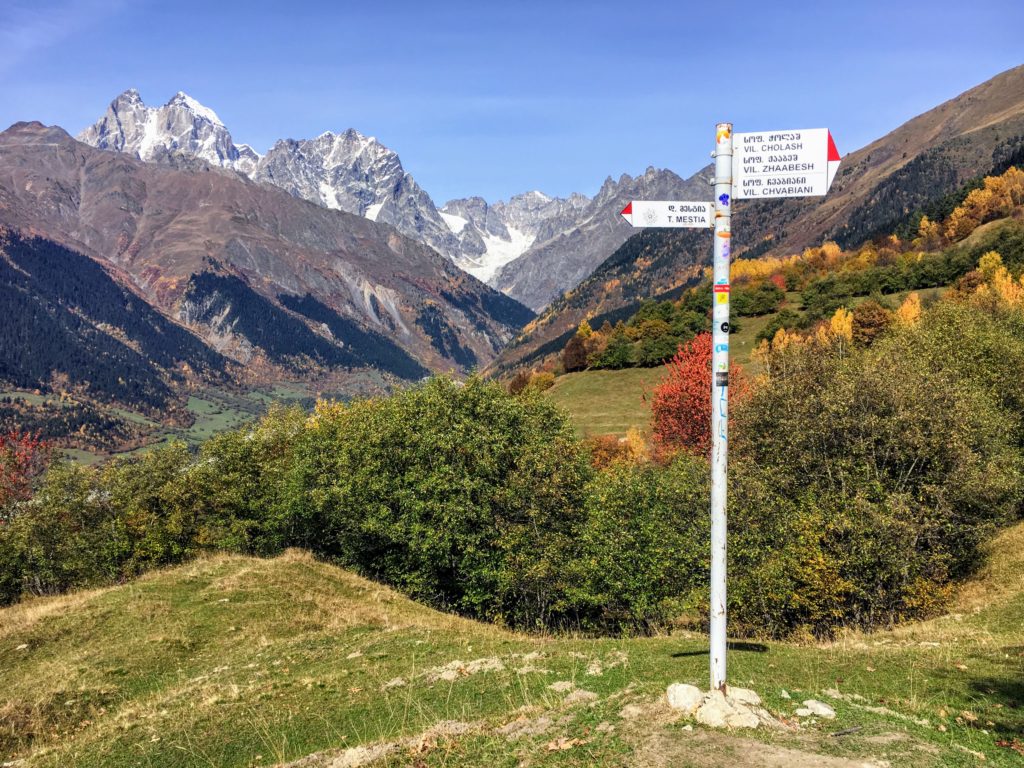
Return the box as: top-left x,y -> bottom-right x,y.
1,524 -> 1022,768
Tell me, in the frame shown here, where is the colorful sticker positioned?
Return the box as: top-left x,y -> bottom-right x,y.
718,193 -> 730,207
714,343 -> 728,353
716,125 -> 731,144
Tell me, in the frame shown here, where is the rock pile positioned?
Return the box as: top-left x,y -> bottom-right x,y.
665,684 -> 782,729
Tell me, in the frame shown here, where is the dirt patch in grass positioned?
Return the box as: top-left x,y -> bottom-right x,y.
630,729 -> 894,768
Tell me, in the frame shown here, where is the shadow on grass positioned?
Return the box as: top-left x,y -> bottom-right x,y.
671,641 -> 769,658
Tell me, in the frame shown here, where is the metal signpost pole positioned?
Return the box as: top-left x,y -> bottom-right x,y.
619,124 -> 838,695
709,122 -> 733,692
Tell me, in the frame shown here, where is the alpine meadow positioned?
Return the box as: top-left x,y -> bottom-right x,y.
2,3 -> 1024,766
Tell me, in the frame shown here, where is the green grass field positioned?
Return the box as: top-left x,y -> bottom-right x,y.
2,523 -> 1021,767
545,366 -> 666,437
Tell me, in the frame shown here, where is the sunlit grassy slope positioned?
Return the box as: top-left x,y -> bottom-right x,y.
2,524 -> 1022,767
544,366 -> 666,437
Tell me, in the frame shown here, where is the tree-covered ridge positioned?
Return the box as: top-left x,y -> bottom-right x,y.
550,165 -> 1024,373
0,396 -> 147,452
0,230 -> 228,414
492,93 -> 1024,378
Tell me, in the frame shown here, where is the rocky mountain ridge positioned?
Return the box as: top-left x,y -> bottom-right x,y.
77,90 -> 578,282
77,90 -> 713,311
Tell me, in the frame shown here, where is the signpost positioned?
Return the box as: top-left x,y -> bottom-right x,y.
732,128 -> 841,200
620,200 -> 714,229
620,122 -> 840,692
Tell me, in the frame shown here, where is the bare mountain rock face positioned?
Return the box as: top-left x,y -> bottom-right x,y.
76,90 -> 710,312
252,130 -> 466,267
76,90 -> 566,281
0,122 -> 533,383
490,166 -> 714,312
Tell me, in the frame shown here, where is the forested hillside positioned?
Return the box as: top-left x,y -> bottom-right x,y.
545,166 -> 1024,375
0,230 -> 228,414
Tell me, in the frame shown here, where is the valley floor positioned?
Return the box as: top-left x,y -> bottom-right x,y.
1,525 -> 1022,767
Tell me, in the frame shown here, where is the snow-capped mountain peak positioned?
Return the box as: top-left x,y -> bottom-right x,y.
167,91 -> 224,127
77,89 -> 246,171
439,190 -> 591,283
79,86 -> 651,296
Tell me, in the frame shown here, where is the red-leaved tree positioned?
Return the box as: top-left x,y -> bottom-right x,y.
0,430 -> 49,522
650,333 -> 747,458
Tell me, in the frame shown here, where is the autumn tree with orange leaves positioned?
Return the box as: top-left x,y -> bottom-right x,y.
650,333 -> 747,458
0,430 -> 49,523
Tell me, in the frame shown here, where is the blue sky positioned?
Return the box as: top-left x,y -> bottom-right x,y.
2,0 -> 1022,203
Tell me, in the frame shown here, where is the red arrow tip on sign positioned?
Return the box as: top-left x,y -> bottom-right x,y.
620,202 -> 632,216
827,131 -> 840,162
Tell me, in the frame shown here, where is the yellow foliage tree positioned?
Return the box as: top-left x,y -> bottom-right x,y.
915,215 -> 943,250
753,328 -> 806,379
830,307 -> 853,342
944,166 -> 1024,241
978,250 -> 1004,280
820,241 -> 842,263
971,250 -> 1024,308
894,292 -> 922,326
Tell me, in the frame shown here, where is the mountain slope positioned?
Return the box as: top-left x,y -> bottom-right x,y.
489,64 -> 1024,374
491,165 -> 713,311
0,122 -> 532,381
0,229 -> 228,416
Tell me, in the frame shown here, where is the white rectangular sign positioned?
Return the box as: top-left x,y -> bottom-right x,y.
732,128 -> 840,200
620,200 -> 714,228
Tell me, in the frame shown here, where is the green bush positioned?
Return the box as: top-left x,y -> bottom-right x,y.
9,461 -> 122,596
731,308 -> 1024,631
187,404 -> 307,555
286,377 -> 592,626
572,456 -> 709,632
0,524 -> 23,605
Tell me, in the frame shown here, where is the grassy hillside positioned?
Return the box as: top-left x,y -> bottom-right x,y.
2,524 -> 1022,767
545,366 -> 666,437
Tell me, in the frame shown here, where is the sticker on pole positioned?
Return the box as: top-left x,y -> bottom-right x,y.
620,200 -> 714,228
732,129 -> 840,200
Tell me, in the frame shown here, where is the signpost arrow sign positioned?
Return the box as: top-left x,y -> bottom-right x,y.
732,128 -> 840,200
620,200 -> 714,228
